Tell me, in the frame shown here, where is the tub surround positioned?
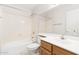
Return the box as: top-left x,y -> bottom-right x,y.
39,33 -> 79,54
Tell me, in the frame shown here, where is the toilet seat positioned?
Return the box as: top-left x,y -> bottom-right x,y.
27,43 -> 40,50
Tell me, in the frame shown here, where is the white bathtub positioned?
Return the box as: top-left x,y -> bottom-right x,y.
1,39 -> 33,55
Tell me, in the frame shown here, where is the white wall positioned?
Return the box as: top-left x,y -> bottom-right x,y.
31,15 -> 46,41
36,15 -> 46,33
46,5 -> 66,34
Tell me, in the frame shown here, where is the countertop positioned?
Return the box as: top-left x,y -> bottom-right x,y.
39,33 -> 79,54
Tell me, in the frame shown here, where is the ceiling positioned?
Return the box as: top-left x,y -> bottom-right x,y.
39,4 -> 79,18
2,4 -> 79,18
4,4 -> 58,16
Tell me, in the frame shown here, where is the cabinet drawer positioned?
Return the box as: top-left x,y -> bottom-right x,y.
41,40 -> 52,52
40,47 -> 52,55
53,45 -> 75,55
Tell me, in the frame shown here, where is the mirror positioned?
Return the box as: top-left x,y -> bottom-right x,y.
66,9 -> 79,35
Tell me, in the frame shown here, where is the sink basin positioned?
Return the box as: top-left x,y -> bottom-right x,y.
45,36 -> 79,48
58,39 -> 79,47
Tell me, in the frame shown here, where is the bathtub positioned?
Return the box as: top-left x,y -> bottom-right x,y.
0,39 -> 33,55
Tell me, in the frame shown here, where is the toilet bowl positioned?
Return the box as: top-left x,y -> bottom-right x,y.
26,43 -> 40,54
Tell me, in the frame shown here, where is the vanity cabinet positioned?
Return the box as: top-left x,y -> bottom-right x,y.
40,40 -> 76,55
40,40 -> 52,55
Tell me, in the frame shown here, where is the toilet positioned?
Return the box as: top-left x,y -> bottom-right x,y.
27,43 -> 40,54
26,36 -> 40,54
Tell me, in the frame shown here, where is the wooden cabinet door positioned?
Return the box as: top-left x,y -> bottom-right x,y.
41,40 -> 52,52
40,47 -> 52,55
53,45 -> 76,55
